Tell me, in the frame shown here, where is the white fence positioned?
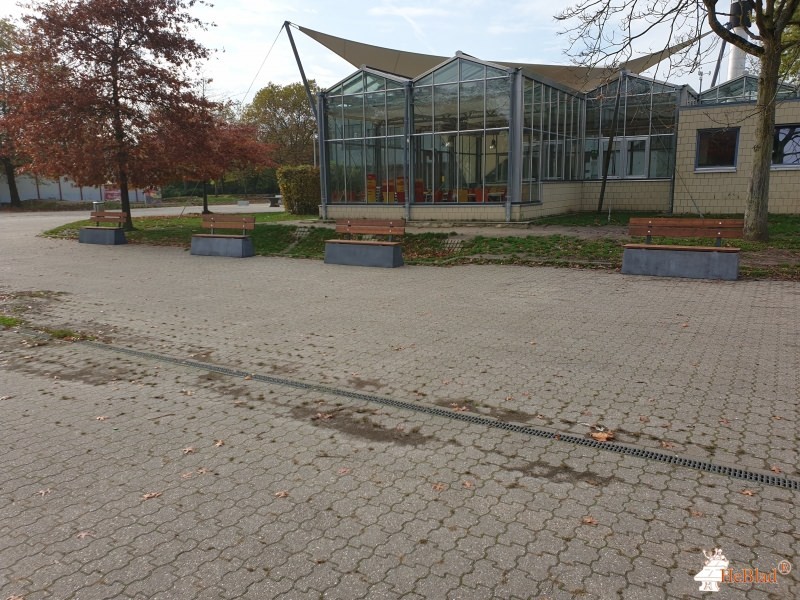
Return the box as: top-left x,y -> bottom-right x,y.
0,174 -> 149,204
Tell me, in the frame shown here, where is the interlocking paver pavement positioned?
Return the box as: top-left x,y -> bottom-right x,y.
0,209 -> 798,599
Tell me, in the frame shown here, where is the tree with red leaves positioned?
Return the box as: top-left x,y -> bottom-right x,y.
13,0 -> 215,228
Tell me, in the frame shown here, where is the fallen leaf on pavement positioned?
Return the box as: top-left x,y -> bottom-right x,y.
181,472 -> 194,479
740,489 -> 755,497
719,418 -> 731,426
213,439 -> 225,447
590,431 -> 615,442
312,412 -> 334,421
76,531 -> 94,539
141,492 -> 162,500
639,416 -> 650,423
450,404 -> 469,412
244,375 -> 253,380
581,516 -> 598,526
36,488 -> 51,497
274,490 -> 289,498
689,510 -> 704,518
660,440 -> 675,449
95,416 -> 109,421
462,480 -> 474,489
432,483 -> 447,492
770,465 -> 782,474
180,389 -> 194,396
183,447 -> 196,455
337,467 -> 351,475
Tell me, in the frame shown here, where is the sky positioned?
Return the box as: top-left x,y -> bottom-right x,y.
5,0 -> 731,106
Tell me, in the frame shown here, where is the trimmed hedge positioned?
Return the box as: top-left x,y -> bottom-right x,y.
277,165 -> 320,215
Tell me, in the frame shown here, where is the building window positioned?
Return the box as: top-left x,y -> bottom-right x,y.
696,128 -> 739,169
772,125 -> 800,166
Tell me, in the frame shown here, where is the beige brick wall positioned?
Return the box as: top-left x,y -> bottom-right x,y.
579,180 -> 672,212
325,205 -> 405,220
409,204 -> 506,221
674,100 -> 800,214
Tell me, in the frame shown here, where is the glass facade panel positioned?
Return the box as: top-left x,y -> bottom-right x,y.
326,96 -> 344,139
413,134 -> 434,202
327,140 -> 346,201
625,93 -> 651,136
387,137 -> 405,202
342,73 -> 364,95
413,86 -> 432,133
485,78 -> 511,129
434,83 -> 458,132
342,94 -> 363,138
364,92 -> 386,138
386,89 -> 405,136
649,135 -> 674,178
434,61 -> 458,84
486,65 -> 508,78
365,74 -> 385,92
364,137 -> 381,202
583,138 -> 600,179
459,81 -> 484,130
345,140 -> 365,201
460,60 -> 484,81
650,93 -> 676,134
485,130 -> 508,194
625,138 -> 647,177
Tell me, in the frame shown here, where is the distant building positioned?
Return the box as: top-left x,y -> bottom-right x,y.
295,26 -> 799,221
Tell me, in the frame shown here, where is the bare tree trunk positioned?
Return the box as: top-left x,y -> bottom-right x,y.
745,45 -> 781,242
202,180 -> 210,214
2,157 -> 21,207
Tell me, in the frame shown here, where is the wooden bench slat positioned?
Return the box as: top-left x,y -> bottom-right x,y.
629,226 -> 744,238
89,211 -> 128,227
628,217 -> 744,229
336,225 -> 405,235
200,215 -> 256,234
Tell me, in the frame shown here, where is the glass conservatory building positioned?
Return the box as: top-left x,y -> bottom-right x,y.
305,26 -> 800,220
317,51 -> 688,221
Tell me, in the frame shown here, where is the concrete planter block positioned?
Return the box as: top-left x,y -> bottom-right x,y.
622,247 -> 739,280
324,241 -> 403,268
79,227 -> 127,245
190,235 -> 254,258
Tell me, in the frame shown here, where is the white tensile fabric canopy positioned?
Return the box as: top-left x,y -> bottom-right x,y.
295,24 -> 699,93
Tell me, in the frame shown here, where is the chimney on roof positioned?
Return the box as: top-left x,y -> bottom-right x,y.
727,1 -> 753,81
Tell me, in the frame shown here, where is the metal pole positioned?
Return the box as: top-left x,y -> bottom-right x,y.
597,72 -> 624,214
284,22 -> 318,123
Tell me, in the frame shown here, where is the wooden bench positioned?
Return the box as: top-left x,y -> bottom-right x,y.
324,219 -> 405,268
190,214 -> 256,258
78,211 -> 129,245
622,217 -> 744,280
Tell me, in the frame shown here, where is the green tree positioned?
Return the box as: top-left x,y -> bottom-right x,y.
242,81 -> 320,167
559,1 -> 800,241
13,0 -> 214,229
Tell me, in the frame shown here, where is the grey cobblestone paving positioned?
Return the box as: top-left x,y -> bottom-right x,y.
0,211 -> 798,599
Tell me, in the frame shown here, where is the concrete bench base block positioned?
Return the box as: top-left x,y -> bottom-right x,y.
79,227 -> 127,245
191,235 -> 254,258
622,247 -> 739,280
324,241 -> 403,268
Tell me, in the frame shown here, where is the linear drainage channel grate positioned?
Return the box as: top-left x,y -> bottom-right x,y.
87,341 -> 800,492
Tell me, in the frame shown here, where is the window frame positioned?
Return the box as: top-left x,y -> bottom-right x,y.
695,127 -> 740,171
771,123 -> 800,169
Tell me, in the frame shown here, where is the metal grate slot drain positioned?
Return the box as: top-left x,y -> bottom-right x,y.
84,341 -> 800,491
